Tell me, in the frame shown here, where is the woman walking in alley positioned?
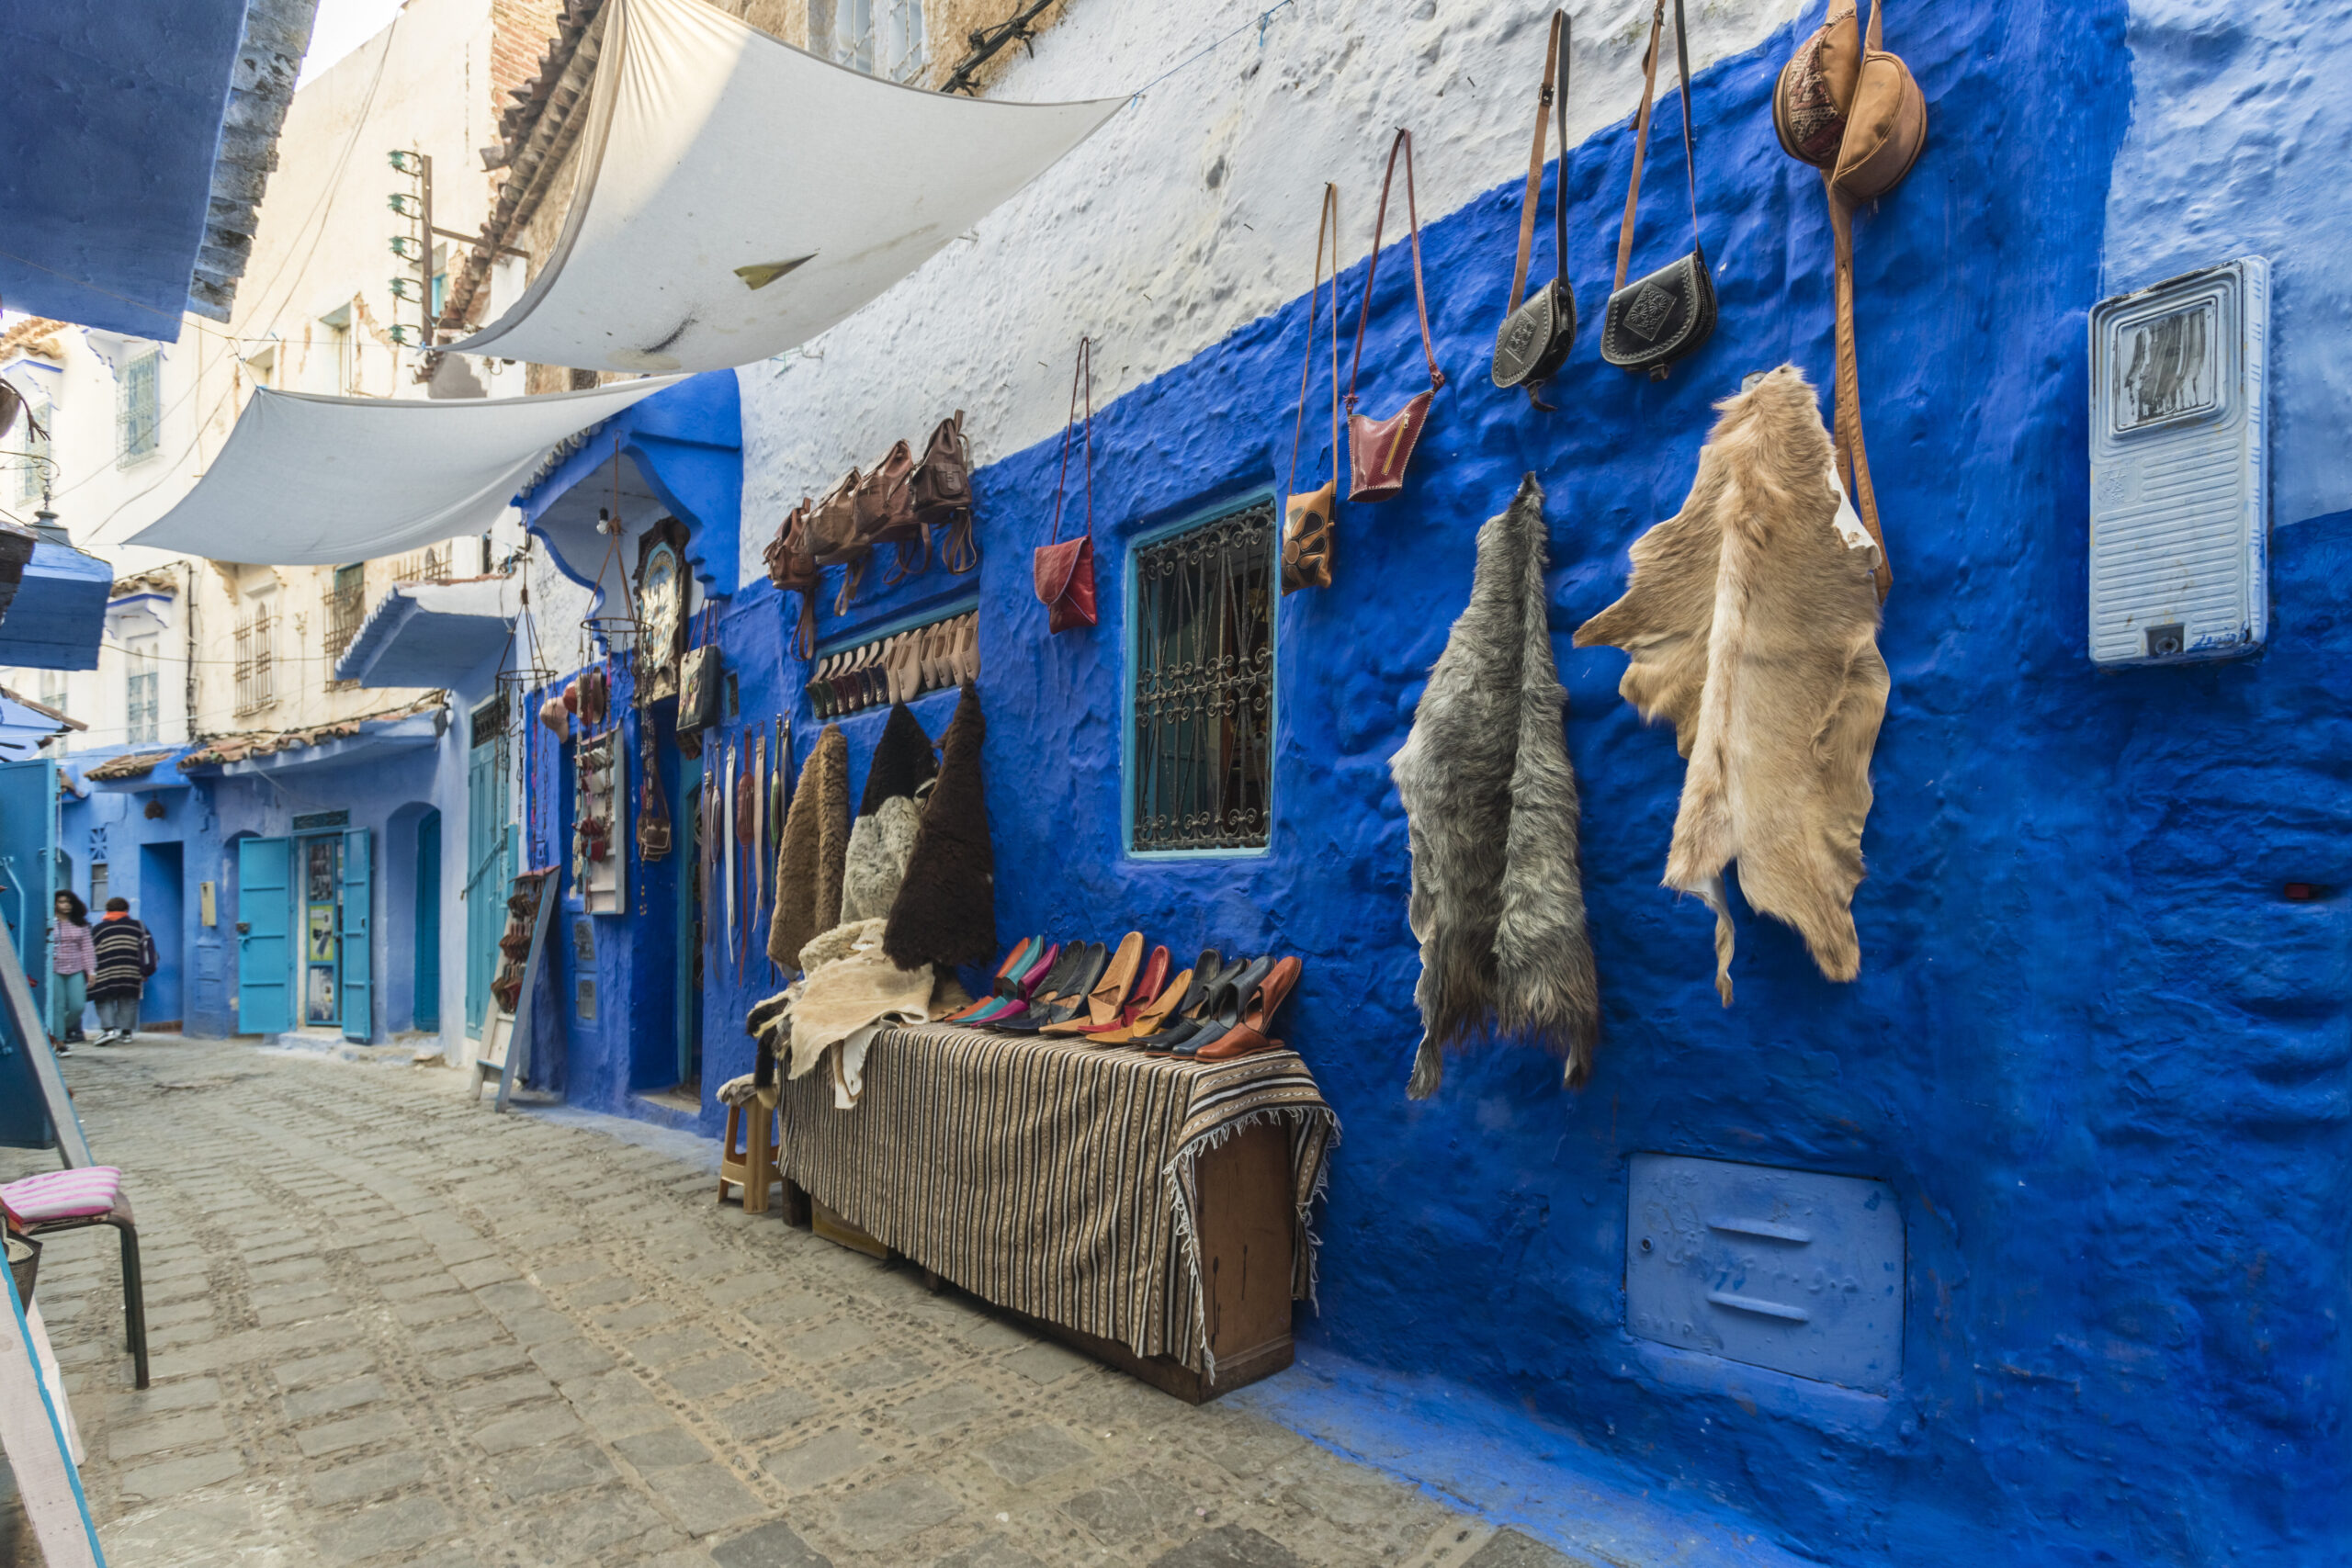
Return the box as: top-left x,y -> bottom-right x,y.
51,889 -> 94,1054
89,897 -> 156,1045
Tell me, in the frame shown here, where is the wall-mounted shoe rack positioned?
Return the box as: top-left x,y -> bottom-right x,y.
808,604 -> 978,718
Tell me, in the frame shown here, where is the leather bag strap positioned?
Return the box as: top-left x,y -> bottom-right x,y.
1047,336 -> 1093,544
1508,12 -> 1572,315
1288,183 -> 1341,496
1347,129 -> 1445,410
1612,0 -> 1703,290
1826,177 -> 1892,599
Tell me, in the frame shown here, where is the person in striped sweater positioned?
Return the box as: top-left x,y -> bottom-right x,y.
50,890 -> 94,1053
89,898 -> 156,1045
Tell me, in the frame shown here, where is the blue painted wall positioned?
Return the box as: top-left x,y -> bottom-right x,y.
534,2 -> 2347,1560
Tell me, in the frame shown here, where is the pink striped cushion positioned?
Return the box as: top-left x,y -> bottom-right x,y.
2,1167 -> 121,1223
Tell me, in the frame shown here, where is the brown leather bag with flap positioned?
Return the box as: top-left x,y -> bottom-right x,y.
763,498 -> 821,658
913,411 -> 979,574
1034,338 -> 1099,635
1772,0 -> 1926,599
1345,129 -> 1445,503
1282,183 -> 1342,593
808,469 -> 865,615
854,438 -> 926,585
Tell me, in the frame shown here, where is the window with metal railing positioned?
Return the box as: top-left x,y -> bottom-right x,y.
388,543 -> 450,585
323,563 -> 365,690
233,602 -> 277,716
125,636 -> 159,743
813,0 -> 926,82
118,350 -> 160,465
1130,499 -> 1275,853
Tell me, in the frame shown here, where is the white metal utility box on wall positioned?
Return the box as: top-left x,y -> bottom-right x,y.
2086,256 -> 2269,667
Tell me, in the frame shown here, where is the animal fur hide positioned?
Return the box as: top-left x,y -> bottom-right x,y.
1573,365 -> 1888,1002
839,794 -> 922,923
1389,473 -> 1600,1098
883,682 -> 998,970
858,702 -> 937,818
768,724 -> 848,968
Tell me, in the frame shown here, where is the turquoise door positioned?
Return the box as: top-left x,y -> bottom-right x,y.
0,756 -> 57,1146
236,836 -> 292,1035
340,827 -> 371,1043
464,739 -> 514,1034
413,811 -> 441,1032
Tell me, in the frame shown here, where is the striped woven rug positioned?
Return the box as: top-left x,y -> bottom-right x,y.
775,1023 -> 1339,1376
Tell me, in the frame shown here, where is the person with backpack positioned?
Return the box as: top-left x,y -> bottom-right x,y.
49,889 -> 95,1053
88,897 -> 157,1044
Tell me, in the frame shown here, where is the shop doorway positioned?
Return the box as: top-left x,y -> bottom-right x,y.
413,809 -> 441,1032
138,841 -> 185,1030
233,829 -> 371,1042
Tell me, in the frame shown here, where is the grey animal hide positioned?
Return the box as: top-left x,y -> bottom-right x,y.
1389,473 -> 1600,1097
838,794 -> 922,923
1573,365 -> 1887,1002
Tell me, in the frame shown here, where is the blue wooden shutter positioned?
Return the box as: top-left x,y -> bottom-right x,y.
0,757 -> 57,1146
235,836 -> 291,1034
340,827 -> 371,1042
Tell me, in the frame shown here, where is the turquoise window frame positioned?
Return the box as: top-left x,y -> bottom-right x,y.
1120,490 -> 1279,861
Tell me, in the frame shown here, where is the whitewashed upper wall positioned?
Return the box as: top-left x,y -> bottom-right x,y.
737,0 -> 1804,578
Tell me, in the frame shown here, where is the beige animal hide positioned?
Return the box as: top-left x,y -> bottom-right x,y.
1573,365 -> 1888,1002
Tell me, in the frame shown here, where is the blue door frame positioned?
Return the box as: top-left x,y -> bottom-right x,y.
0,756 -> 56,1146
340,827 -> 371,1043
413,810 -> 441,1032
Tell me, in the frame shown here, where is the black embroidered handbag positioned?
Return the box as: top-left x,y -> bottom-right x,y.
1490,10 -> 1577,407
1600,0 -> 1716,381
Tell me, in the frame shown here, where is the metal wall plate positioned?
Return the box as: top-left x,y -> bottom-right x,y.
2086,256 -> 2268,666
1626,1154 -> 1904,1393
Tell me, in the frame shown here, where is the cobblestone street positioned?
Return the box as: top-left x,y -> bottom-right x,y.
2,1037 -> 1575,1568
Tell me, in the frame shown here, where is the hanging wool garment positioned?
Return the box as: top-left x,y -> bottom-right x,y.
883,682 -> 998,970
769,724 -> 849,968
1573,365 -> 1887,1004
841,795 -> 923,923
858,701 -> 938,817
1390,473 -> 1600,1098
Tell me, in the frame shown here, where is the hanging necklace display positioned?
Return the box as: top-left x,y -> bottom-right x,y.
1345,128 -> 1445,502
637,711 -> 671,863
573,727 -> 628,914
1282,183 -> 1342,594
1600,0 -> 1716,380
1034,337 -> 1099,633
1772,0 -> 1925,598
1491,11 -> 1577,407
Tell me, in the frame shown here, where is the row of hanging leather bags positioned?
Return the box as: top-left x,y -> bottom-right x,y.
764,412 -> 979,657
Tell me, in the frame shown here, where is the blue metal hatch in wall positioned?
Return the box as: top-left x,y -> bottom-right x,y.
1626,1153 -> 1905,1393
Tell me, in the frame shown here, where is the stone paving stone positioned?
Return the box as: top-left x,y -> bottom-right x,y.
831,1472 -> 961,1546
379,1270 -> 465,1302
1061,1472 -> 1202,1550
711,1517 -> 835,1568
1001,1342 -> 1090,1385
310,1450 -> 434,1506
529,1337 -> 616,1382
115,1449 -> 246,1501
893,1382 -> 999,1438
519,1483 -> 679,1562
787,1319 -> 876,1363
502,1305 -> 580,1344
317,1494 -> 454,1563
616,1426 -> 717,1471
831,1350 -> 932,1395
106,1374 -> 223,1417
393,1292 -> 481,1325
446,1370 -> 557,1413
449,1257 -> 520,1289
108,1406 -> 231,1461
645,1461 -> 768,1535
1149,1525 -> 1308,1567
422,1342 -> 536,1383
763,1428 -> 880,1492
285,1375 -> 389,1421
981,1425 -> 1096,1488
295,1409 -> 412,1458
636,1325 -> 729,1367
1462,1529 -> 1594,1568
409,1314 -> 505,1354
716,1384 -> 824,1443
494,1438 -> 621,1500
936,1540 -> 1049,1568
667,1349 -> 767,1400
471,1402 -> 586,1455
274,1348 -> 380,1389
737,1292 -> 831,1328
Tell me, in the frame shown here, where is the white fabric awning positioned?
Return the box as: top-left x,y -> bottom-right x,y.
125,378 -> 683,564
447,0 -> 1121,374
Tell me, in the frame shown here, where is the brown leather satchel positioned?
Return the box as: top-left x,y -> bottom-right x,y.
913,411 -> 979,574
854,438 -> 926,585
1772,0 -> 1926,600
1283,183 -> 1341,594
808,470 -> 865,615
1035,338 -> 1099,635
763,498 -> 820,657
1345,129 -> 1445,503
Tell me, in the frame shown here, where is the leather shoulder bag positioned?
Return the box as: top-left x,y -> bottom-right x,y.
763,498 -> 820,659
1491,10 -> 1577,407
1346,128 -> 1445,503
1034,337 -> 1099,635
1772,0 -> 1925,600
676,606 -> 721,750
913,410 -> 979,575
1282,183 -> 1341,594
808,469 -> 866,615
854,437 -> 927,586
1600,0 -> 1716,380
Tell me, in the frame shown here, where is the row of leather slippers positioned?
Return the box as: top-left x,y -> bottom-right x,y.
943,932 -> 1303,1061
808,611 -> 978,719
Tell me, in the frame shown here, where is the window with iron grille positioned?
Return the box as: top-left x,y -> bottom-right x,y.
233,602 -> 276,716
13,387 -> 51,504
125,636 -> 159,743
813,0 -> 925,82
1130,499 -> 1275,853
118,350 -> 160,464
323,563 -> 365,689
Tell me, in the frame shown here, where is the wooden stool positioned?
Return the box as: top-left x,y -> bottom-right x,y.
718,1099 -> 780,1214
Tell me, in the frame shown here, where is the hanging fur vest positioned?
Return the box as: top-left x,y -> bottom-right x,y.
1390,474 -> 1600,1097
769,724 -> 849,968
1573,365 -> 1887,1003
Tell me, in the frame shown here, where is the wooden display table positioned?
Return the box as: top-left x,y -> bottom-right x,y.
775,1023 -> 1338,1403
